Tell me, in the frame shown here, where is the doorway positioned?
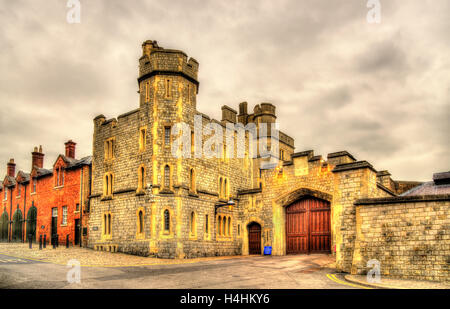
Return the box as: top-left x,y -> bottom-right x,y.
248,222 -> 261,255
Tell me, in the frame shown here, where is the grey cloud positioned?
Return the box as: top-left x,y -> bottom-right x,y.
0,0 -> 449,182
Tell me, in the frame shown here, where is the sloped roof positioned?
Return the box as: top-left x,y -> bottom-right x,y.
16,171 -> 30,183
3,175 -> 16,187
401,181 -> 450,196
36,168 -> 53,178
66,156 -> 92,170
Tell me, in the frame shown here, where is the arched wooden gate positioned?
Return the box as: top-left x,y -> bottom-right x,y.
286,197 -> 331,254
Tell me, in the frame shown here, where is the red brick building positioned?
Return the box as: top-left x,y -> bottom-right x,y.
0,141 -> 91,246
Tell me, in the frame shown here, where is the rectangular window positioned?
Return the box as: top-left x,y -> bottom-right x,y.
4,189 -> 7,200
76,203 -> 80,212
17,185 -> 21,197
62,206 -> 67,225
205,215 -> 209,234
52,207 -> 58,218
32,178 -> 36,193
164,126 -> 171,146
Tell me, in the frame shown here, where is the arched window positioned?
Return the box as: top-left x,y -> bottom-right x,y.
219,177 -> 223,198
190,168 -> 196,193
138,210 -> 144,234
138,166 -> 145,190
164,209 -> 170,231
224,178 -> 228,199
107,214 -> 111,235
205,215 -> 209,235
103,214 -> 107,234
105,175 -> 109,196
104,173 -> 113,196
228,217 -> 231,236
190,212 -> 196,236
223,216 -> 227,237
218,216 -> 222,235
164,165 -> 170,189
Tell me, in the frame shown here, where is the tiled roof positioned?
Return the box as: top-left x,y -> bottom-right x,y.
66,156 -> 92,169
17,171 -> 30,183
401,181 -> 450,196
36,168 -> 53,178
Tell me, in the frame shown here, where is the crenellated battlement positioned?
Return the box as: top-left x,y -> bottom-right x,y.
138,40 -> 199,88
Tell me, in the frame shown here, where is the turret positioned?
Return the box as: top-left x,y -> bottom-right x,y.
137,40 -> 200,108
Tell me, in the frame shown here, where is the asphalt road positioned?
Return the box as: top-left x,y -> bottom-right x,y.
0,253 -> 367,289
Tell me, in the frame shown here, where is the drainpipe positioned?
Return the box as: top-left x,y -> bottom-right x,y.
23,184 -> 27,243
80,167 -> 83,247
9,188 -> 12,242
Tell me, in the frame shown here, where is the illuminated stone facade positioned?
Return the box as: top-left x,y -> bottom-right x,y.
87,41 -> 441,277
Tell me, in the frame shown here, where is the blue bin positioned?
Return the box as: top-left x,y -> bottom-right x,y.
264,246 -> 272,255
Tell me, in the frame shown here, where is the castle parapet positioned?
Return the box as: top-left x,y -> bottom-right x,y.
138,40 -> 199,89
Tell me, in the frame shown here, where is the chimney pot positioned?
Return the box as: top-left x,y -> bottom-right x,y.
65,140 -> 77,159
32,146 -> 45,169
7,159 -> 16,177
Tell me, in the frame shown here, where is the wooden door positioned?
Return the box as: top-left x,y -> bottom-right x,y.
248,222 -> 261,255
286,197 -> 331,254
74,219 -> 80,245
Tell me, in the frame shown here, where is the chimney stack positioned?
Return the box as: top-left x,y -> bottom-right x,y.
7,159 -> 16,177
31,145 -> 45,169
65,140 -> 76,159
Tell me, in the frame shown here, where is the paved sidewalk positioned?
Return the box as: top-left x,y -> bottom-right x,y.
0,243 -> 253,267
345,274 -> 450,289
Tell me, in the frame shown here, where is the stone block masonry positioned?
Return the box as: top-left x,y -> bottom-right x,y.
353,195 -> 450,282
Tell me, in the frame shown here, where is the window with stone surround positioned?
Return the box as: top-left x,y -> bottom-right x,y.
103,172 -> 114,197
104,138 -> 115,160
218,216 -> 222,235
164,165 -> 170,189
139,127 -> 147,151
190,211 -> 196,237
205,215 -> 209,235
165,78 -> 172,98
189,168 -> 196,193
138,165 -> 146,191
102,212 -> 112,238
164,126 -> 171,146
138,210 -> 144,234
32,178 -> 36,193
145,81 -> 150,102
164,209 -> 170,232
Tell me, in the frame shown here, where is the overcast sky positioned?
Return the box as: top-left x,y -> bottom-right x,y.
0,0 -> 449,181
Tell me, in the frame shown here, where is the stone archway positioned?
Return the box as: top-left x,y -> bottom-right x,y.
242,217 -> 264,256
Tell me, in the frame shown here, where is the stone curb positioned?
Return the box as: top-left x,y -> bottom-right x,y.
344,275 -> 449,290
344,275 -> 398,289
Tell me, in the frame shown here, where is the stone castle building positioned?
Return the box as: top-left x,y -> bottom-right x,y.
88,40 -> 449,281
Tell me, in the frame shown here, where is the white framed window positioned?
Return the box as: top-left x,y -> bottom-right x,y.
62,206 -> 67,225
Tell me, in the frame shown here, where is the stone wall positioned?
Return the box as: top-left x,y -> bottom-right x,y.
352,195 -> 450,282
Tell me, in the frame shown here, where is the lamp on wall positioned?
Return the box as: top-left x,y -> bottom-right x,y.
215,199 -> 235,214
